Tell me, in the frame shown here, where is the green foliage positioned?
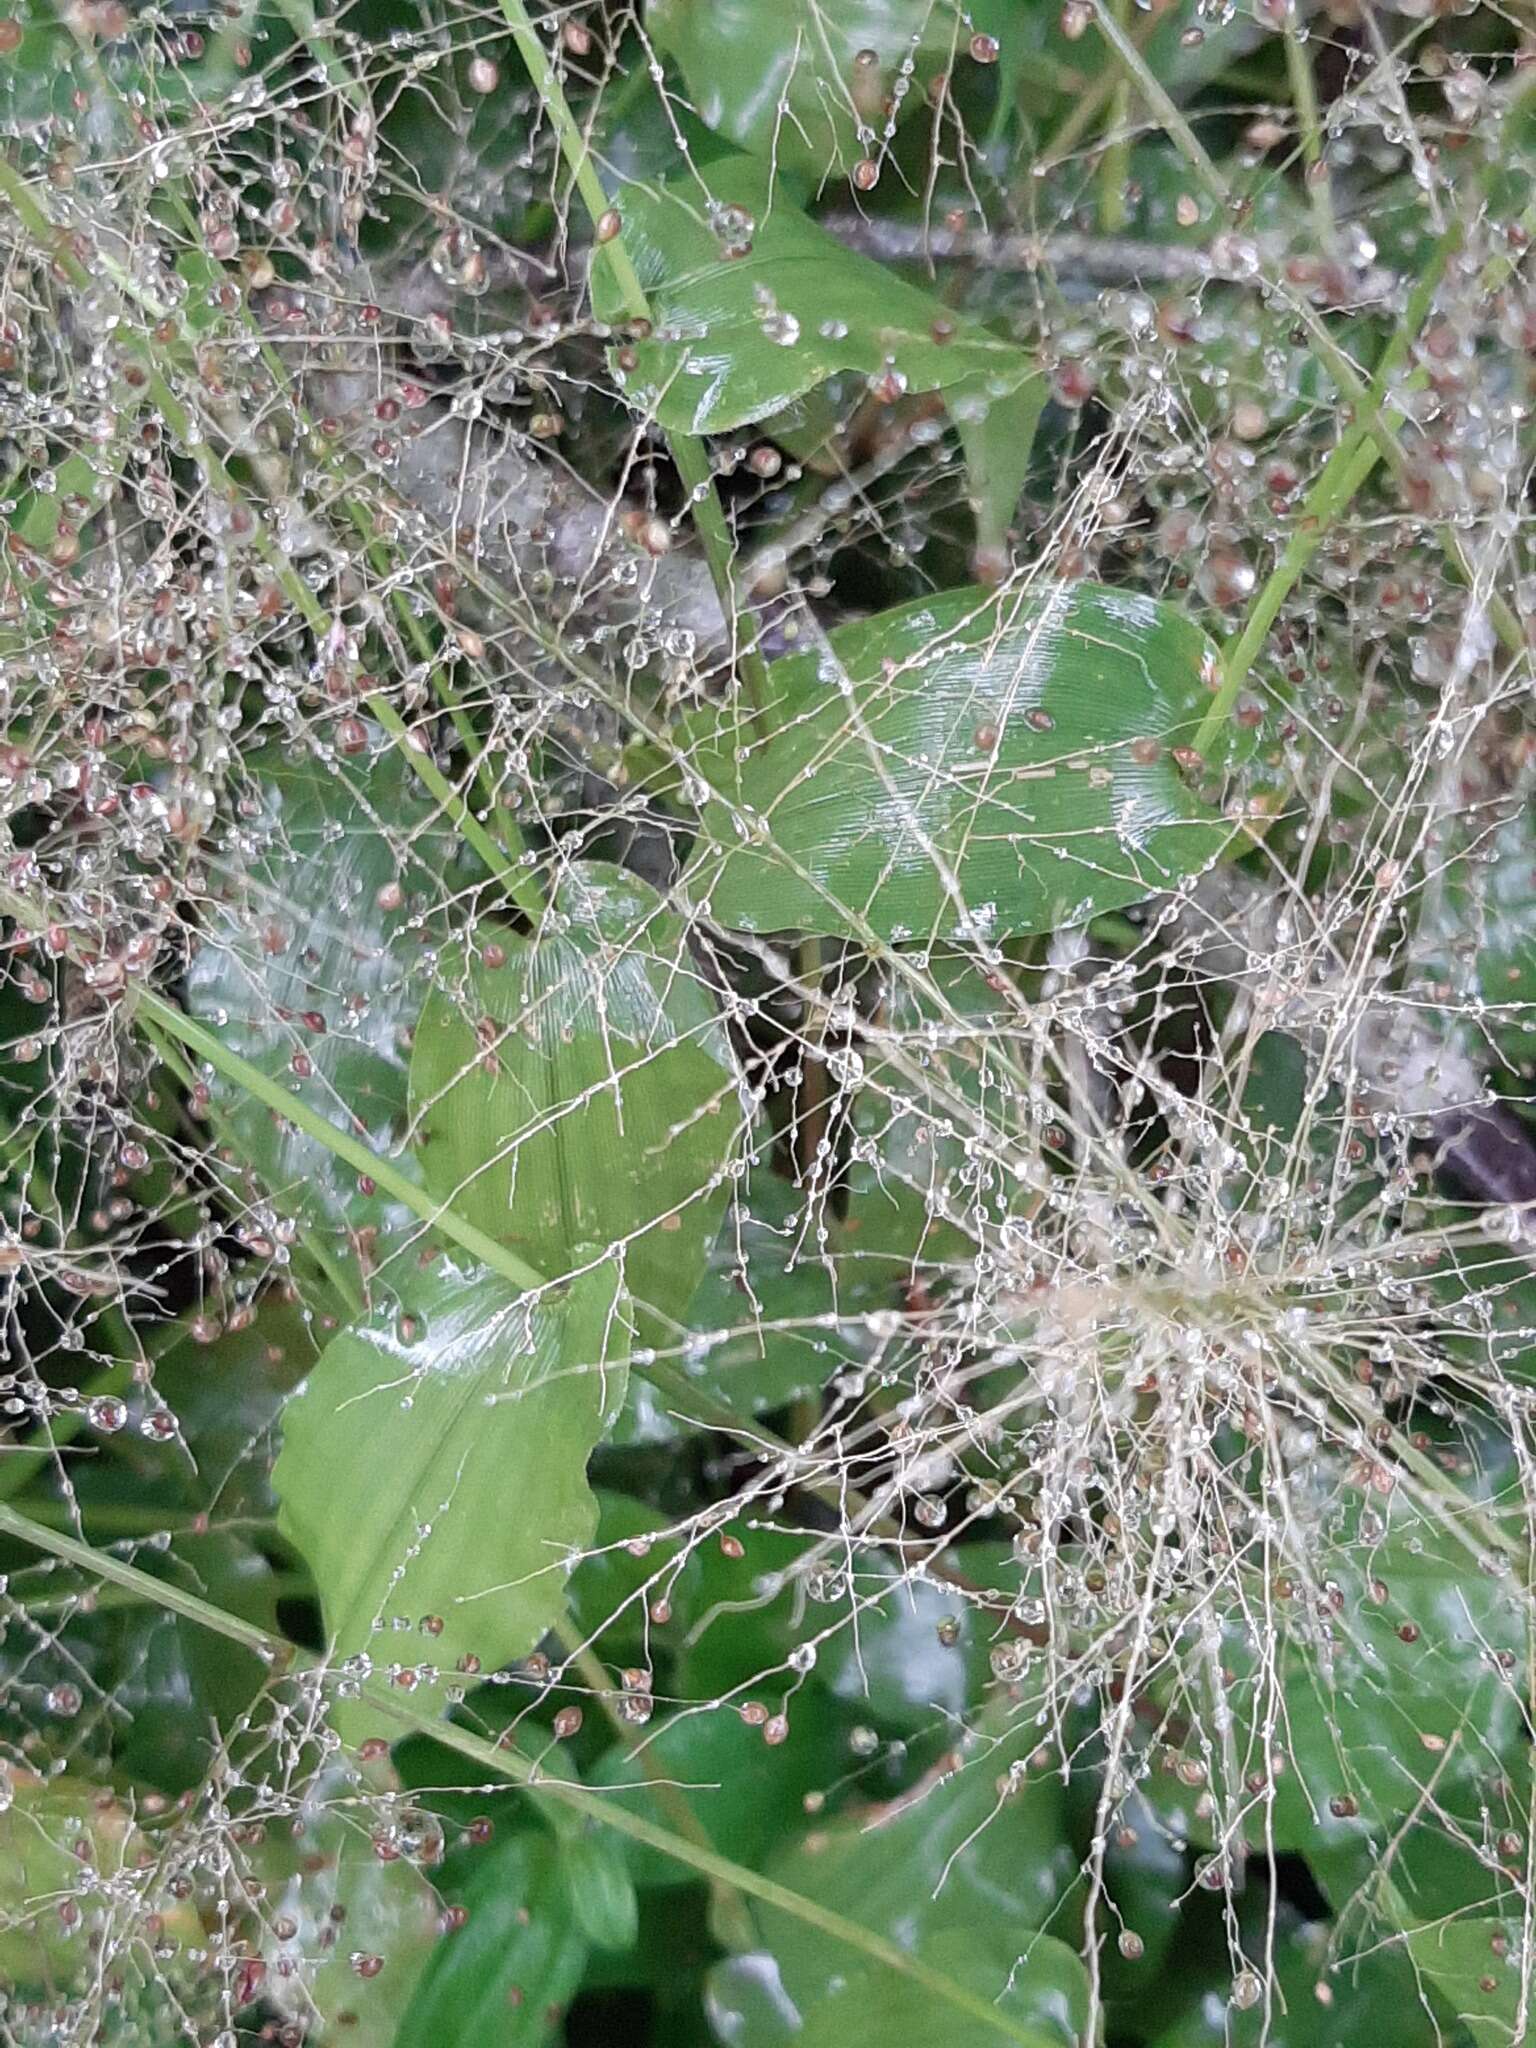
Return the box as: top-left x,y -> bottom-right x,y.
593,154 -> 1040,435
273,1259 -> 629,1739
395,1833 -> 589,2047
409,865 -> 741,1332
184,745 -> 455,1262
645,0 -> 984,179
3,1 -> 1535,2045
685,581 -> 1230,942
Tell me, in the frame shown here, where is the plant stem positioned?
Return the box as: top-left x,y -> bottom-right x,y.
1194,222 -> 1457,759
1086,2 -> 1523,661
1282,14 -> 1335,247
548,1622 -> 760,1951
132,990 -> 549,1294
494,0 -> 769,712
1098,0 -> 1133,235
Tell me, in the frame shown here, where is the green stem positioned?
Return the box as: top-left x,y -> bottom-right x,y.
136,1016 -> 365,1319
1084,4 -> 1523,661
1282,14 -> 1334,246
131,989 -> 548,1294
1194,223 -> 1458,759
494,0 -> 768,712
1097,0 -> 1132,235
549,1621 -> 760,1951
0,1500 -> 1053,2047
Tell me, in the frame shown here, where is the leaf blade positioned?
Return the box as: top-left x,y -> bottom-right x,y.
684,580 -> 1230,943
409,863 -> 742,1334
593,155 -> 1039,436
273,1259 -> 629,1740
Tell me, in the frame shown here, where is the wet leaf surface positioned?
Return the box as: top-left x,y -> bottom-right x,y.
185,744 -> 458,1259
683,581 -> 1230,943
706,1926 -> 1089,2048
593,155 -> 1040,436
1148,1908 -> 1453,2048
410,864 -> 741,1335
395,1832 -> 588,2048
647,0 -> 986,178
680,1168 -> 874,1415
754,1710 -> 1080,2006
263,1803 -> 444,2046
838,948 -> 1019,1276
591,1689 -> 849,1888
272,1258 -> 629,1740
1147,1487 -> 1530,1852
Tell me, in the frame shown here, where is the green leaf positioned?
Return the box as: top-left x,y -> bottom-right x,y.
647,0 -> 978,178
1427,805 -> 1536,1074
1091,1793 -> 1187,1994
1427,1228 -> 1536,1385
1148,1908 -> 1455,2048
262,1802 -> 444,2046
563,1488 -> 690,1663
559,1826 -> 640,1950
272,1258 -> 630,1741
1315,1829 -> 1523,1951
0,1529 -> 285,1797
409,863 -> 740,1336
672,1519 -> 819,1702
1402,1921 -> 1524,2046
1146,1487 -> 1530,1852
0,1771 -> 201,1991
707,1927 -> 1089,2048
1316,1837 -> 1525,2044
590,1690 -> 849,1888
756,1712 -> 1079,2003
592,155 -> 1039,436
820,1562 -> 988,1734
146,1293 -> 318,1520
680,1167 -> 874,1416
184,742 -> 458,1257
395,1832 -> 587,2048
683,581 -> 1230,945
806,1928 -> 1087,2048
953,374 -> 1047,566
839,949 -> 1017,1276
1207,1028 -> 1325,1210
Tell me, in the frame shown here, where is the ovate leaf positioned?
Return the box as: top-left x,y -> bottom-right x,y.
1425,803 -> 1536,1074
839,949 -> 1017,1275
680,1167 -> 874,1416
648,0 -> 980,178
409,863 -> 741,1335
1148,1908 -> 1452,2048
395,1833 -> 587,2048
820,1562 -> 989,1734
185,742 -> 458,1257
592,154 -> 1039,436
756,1711 -> 1079,2001
273,1258 -> 629,1741
683,581 -> 1230,944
